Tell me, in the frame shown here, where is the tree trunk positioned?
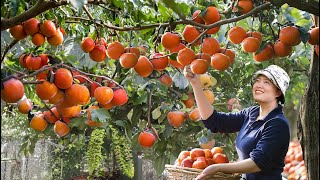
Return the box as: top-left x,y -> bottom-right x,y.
297,16 -> 319,180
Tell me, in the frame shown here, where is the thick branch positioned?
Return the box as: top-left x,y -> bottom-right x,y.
1,0 -> 105,31
267,0 -> 319,16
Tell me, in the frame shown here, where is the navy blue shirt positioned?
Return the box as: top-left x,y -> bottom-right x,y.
202,105 -> 290,180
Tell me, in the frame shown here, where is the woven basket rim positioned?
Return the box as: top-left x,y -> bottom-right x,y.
165,164 -> 242,178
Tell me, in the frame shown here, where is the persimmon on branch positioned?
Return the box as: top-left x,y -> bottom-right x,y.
2,63 -> 123,88
1,0 -> 318,31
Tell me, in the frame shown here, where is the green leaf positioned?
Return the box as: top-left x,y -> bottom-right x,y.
10,0 -> 19,17
169,52 -> 178,61
154,154 -> 167,176
172,72 -> 189,89
69,117 -> 87,130
90,108 -> 111,123
152,106 -> 161,120
162,124 -> 173,138
114,120 -> 127,128
70,0 -> 86,10
296,26 -> 310,44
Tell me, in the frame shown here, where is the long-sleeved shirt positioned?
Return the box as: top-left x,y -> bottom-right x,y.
202,105 -> 290,180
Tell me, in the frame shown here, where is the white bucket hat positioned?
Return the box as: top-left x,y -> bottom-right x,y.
253,65 -> 290,103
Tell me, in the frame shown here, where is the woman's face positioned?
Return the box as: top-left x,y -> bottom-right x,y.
252,75 -> 282,104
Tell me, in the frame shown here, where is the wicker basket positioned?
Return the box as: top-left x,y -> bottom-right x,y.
164,165 -> 241,180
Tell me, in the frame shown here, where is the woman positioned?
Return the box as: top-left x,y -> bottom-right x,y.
184,65 -> 291,180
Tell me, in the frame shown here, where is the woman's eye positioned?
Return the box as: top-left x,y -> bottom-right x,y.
264,81 -> 270,84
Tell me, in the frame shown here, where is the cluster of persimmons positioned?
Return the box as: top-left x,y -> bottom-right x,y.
9,18 -> 65,46
1,64 -> 129,137
175,147 -> 230,169
283,141 -> 307,180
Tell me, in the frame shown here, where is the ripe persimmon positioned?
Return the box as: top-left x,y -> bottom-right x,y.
161,32 -> 180,49
201,6 -> 220,24
213,153 -> 229,164
23,18 -> 40,35
167,111 -> 186,128
89,44 -> 107,62
279,26 -> 301,46
211,147 -> 224,155
169,43 -> 186,54
65,84 -> 90,105
182,25 -> 201,45
25,55 -> 42,70
273,41 -> 292,57
192,158 -> 208,169
247,31 -> 262,43
242,37 -> 261,53
57,104 -> 81,118
177,47 -> 196,66
36,80 -> 58,100
308,27 -> 319,45
192,10 -> 205,24
30,115 -> 48,131
124,47 -> 140,58
17,98 -> 33,114
134,56 -> 154,77
47,29 -> 64,46
150,53 -> 168,71
32,33 -> 45,46
195,53 -> 211,62
54,68 -> 73,89
190,148 -> 205,161
159,74 -> 172,87
1,77 -> 24,103
253,44 -> 274,62
40,20 -> 57,37
54,120 -> 70,137
43,107 -> 61,123
211,53 -> 231,71
191,59 -> 209,74
107,41 -> 125,60
95,37 -> 107,47
189,108 -> 201,121
39,54 -> 49,67
201,37 -> 220,55
9,25 -> 27,40
169,59 -> 185,70
49,89 -> 65,105
111,88 -> 128,106
99,101 -> 114,110
138,131 -> 156,148
94,86 -> 114,105
81,37 -> 95,53
119,53 -> 138,68
233,0 -> 254,15
228,26 -> 247,44
182,93 -> 195,108
19,54 -> 28,68
219,48 -> 236,64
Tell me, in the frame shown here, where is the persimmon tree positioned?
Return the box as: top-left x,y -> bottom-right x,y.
1,0 -> 318,179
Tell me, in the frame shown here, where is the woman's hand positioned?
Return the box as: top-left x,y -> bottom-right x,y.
183,65 -> 201,87
195,164 -> 221,180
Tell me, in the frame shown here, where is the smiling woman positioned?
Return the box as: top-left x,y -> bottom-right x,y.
184,65 -> 291,180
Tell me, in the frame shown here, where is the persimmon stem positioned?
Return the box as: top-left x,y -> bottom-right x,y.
147,90 -> 152,128
22,81 -> 43,84
168,87 -> 182,98
40,98 -> 59,120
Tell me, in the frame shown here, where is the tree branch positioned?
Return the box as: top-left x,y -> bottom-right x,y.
1,0 -> 106,31
1,40 -> 19,65
267,0 -> 319,16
